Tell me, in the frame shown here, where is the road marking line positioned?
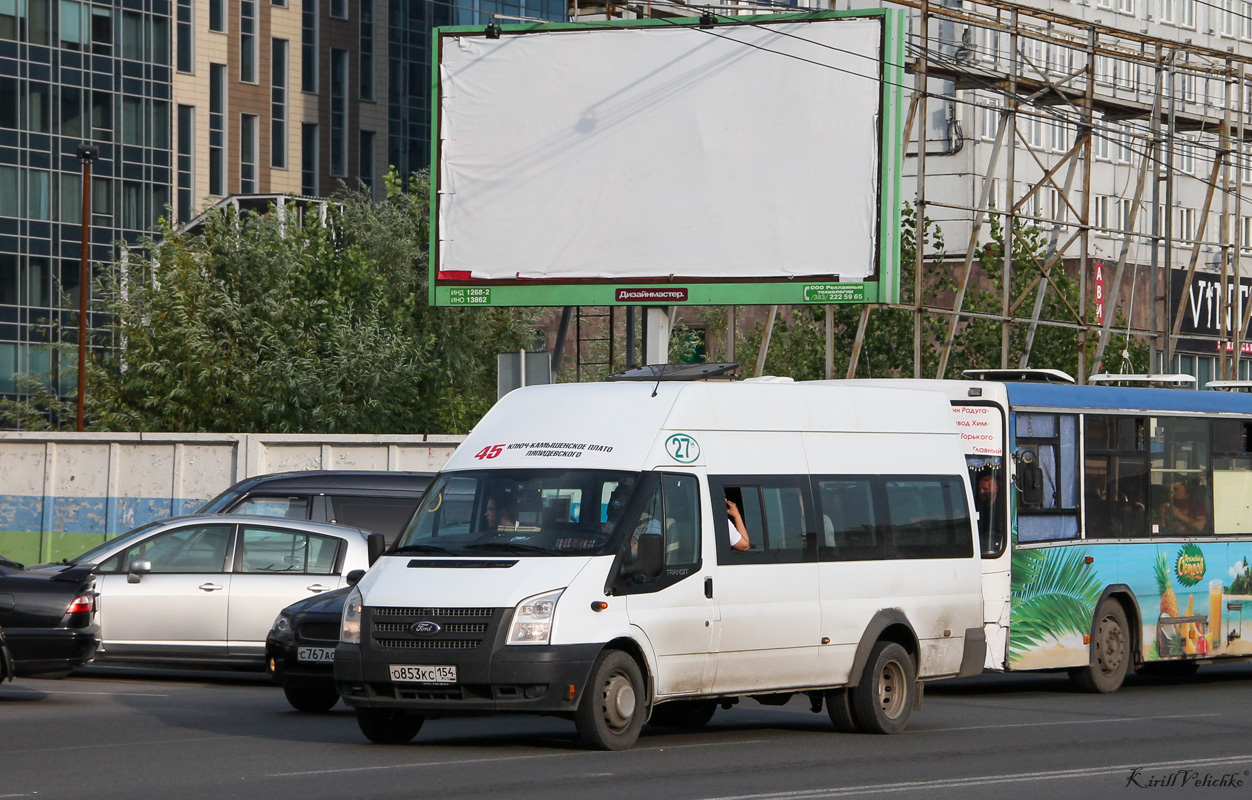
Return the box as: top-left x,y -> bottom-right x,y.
44,690 -> 170,697
698,754 -> 1252,800
2,736 -> 223,755
268,738 -> 770,777
928,711 -> 1221,732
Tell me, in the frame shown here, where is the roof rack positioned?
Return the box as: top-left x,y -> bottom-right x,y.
1205,380 -> 1252,392
604,362 -> 739,382
1088,373 -> 1197,386
961,368 -> 1076,384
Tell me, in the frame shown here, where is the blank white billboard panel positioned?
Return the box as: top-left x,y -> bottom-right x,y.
436,18 -> 885,284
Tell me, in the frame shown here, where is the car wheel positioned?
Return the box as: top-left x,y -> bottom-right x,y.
850,641 -> 915,735
648,699 -> 717,729
283,683 -> 341,713
575,649 -> 646,750
356,709 -> 424,744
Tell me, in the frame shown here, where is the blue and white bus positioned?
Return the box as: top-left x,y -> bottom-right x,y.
829,371 -> 1252,692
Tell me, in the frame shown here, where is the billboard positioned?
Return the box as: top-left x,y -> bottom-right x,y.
431,10 -> 905,307
1170,270 -> 1252,355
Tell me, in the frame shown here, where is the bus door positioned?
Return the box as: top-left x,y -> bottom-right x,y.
705,471 -> 822,694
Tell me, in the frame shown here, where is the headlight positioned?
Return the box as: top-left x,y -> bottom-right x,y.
270,614 -> 291,635
507,589 -> 564,646
341,586 -> 363,644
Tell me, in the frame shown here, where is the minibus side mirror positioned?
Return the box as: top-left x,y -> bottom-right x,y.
1015,450 -> 1045,507
620,535 -> 664,583
366,533 -> 386,565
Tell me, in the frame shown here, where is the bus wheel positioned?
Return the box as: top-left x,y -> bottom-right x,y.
850,641 -> 915,735
283,683 -> 340,713
826,688 -> 860,733
356,709 -> 424,744
1070,599 -> 1130,693
575,649 -> 646,750
648,699 -> 717,729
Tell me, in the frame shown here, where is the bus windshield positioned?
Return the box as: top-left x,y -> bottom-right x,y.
393,469 -> 645,557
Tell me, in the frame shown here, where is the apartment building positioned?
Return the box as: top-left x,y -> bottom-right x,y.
0,0 -> 566,400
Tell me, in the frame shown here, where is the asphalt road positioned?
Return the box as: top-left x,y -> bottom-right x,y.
2,664 -> 1251,800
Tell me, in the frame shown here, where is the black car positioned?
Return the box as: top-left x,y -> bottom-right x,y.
266,585 -> 351,711
0,555 -> 99,677
199,471 -> 434,544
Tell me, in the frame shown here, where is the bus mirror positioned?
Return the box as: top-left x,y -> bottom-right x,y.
1016,450 -> 1045,507
621,535 -> 663,583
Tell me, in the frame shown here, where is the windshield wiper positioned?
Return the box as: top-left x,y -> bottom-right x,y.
465,542 -> 549,555
390,543 -> 455,555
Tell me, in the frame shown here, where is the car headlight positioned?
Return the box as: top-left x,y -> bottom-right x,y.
341,586 -> 363,644
271,614 -> 292,635
507,589 -> 564,646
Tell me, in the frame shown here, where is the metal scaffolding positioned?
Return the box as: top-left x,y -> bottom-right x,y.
867,0 -> 1252,383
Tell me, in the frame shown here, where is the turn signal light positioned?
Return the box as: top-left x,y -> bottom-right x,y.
568,684 -> 576,700
590,601 -> 608,612
1083,635 -> 1091,644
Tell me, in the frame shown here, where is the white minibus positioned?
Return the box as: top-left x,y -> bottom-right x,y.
334,379 -> 985,749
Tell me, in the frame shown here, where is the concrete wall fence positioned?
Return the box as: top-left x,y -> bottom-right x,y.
0,432 -> 464,565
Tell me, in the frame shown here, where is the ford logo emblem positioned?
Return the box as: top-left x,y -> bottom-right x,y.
411,621 -> 441,636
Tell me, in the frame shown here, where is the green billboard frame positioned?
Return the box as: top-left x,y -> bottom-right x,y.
430,9 -> 905,308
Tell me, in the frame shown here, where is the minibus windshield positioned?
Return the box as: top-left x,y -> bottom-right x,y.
393,469 -> 646,557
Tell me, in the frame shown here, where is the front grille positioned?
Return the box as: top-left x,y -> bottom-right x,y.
298,622 -> 340,643
376,638 -> 482,650
374,607 -> 493,617
373,622 -> 488,634
367,606 -> 505,652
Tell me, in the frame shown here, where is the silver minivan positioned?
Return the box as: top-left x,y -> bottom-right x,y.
60,515 -> 376,666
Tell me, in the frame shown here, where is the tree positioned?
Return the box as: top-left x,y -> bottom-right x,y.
0,170 -> 536,434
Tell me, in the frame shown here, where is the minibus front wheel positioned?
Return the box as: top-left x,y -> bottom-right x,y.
575,649 -> 647,750
356,709 -> 425,744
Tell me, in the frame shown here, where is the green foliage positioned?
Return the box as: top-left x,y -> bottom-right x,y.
0,170 -> 535,434
1007,544 -> 1103,663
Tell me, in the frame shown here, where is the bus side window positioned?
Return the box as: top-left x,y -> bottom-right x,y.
1017,413 -> 1080,543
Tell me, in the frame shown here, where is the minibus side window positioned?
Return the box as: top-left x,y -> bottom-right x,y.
713,477 -> 813,565
615,472 -> 701,593
661,474 -> 700,567
815,477 -> 884,561
883,476 -> 974,559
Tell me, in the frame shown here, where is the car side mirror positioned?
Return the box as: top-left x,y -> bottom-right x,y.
127,559 -> 152,584
366,532 -> 386,566
620,535 -> 663,583
346,569 -> 366,586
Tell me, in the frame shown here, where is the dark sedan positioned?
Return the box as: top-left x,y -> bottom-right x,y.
266,586 -> 349,711
0,555 -> 99,678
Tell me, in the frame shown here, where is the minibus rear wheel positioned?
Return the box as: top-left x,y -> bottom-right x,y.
356,709 -> 424,744
826,688 -> 860,733
850,641 -> 915,735
575,649 -> 646,750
